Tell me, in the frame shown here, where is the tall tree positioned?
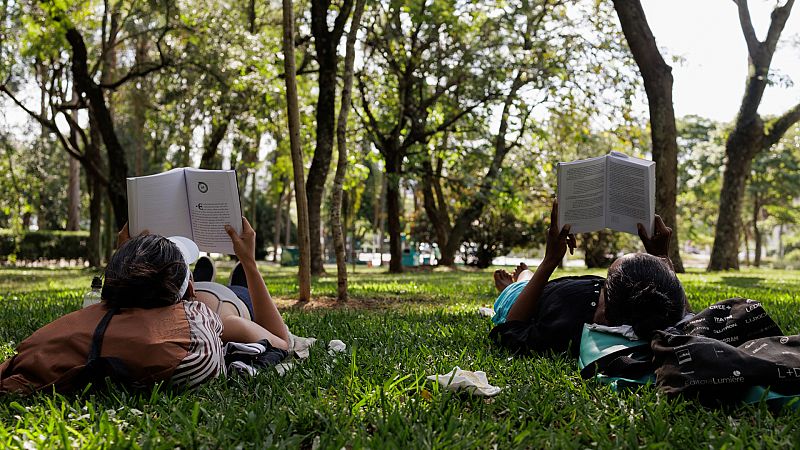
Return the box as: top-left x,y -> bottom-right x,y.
708,0 -> 800,270
331,0 -> 366,301
359,1 -> 496,272
307,0 -> 355,275
282,0 -> 311,300
612,0 -> 684,272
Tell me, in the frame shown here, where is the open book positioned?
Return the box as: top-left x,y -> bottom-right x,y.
557,152 -> 655,236
127,168 -> 243,254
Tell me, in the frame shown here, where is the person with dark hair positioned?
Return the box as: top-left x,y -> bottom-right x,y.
489,200 -> 689,355
0,217 -> 288,394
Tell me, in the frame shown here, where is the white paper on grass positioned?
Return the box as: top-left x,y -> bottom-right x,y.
426,366 -> 502,397
478,307 -> 495,317
328,340 -> 346,354
289,333 -> 317,359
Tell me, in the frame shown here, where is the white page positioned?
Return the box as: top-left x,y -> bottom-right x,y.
557,155 -> 606,233
605,153 -> 655,236
184,168 -> 243,254
126,168 -> 193,239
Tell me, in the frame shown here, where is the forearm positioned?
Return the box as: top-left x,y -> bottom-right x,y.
241,258 -> 288,342
505,259 -> 559,323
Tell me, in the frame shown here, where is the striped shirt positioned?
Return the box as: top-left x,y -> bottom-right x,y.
170,301 -> 225,389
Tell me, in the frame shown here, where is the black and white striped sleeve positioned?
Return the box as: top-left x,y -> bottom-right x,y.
170,301 -> 225,389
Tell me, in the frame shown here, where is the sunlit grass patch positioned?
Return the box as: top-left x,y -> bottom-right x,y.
1,266 -> 800,447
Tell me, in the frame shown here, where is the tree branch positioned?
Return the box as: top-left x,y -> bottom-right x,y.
100,24 -> 171,90
734,0 -> 760,59
332,0 -> 355,39
764,0 -> 795,55
356,75 -> 387,153
1,85 -> 110,185
765,101 -> 800,148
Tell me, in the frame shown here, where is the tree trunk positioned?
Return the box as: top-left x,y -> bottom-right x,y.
613,0 -> 684,272
199,115 -> 232,169
65,27 -> 129,228
282,0 -> 311,300
742,217 -> 750,266
285,184 -> 293,248
385,150 -> 403,273
709,0 -> 799,270
420,158 -> 450,252
66,85 -> 81,231
709,139 -> 757,270
66,156 -> 81,231
87,115 -> 105,266
250,170 -> 258,232
273,183 -> 285,263
752,193 -> 761,267
330,0 -> 365,301
373,164 -> 386,266
307,0 -> 354,276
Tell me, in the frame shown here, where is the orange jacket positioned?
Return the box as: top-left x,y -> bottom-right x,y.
0,303 -> 191,394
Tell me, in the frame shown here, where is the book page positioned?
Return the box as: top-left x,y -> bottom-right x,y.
126,168 -> 193,239
557,156 -> 606,234
605,154 -> 655,235
184,168 -> 243,254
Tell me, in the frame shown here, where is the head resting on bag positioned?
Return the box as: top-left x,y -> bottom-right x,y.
603,253 -> 687,339
102,235 -> 192,309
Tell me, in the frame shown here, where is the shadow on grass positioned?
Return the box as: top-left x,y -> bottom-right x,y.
720,276 -> 764,289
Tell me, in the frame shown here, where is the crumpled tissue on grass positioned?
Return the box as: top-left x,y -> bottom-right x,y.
426,366 -> 502,397
275,335 -> 347,376
478,307 -> 495,318
327,339 -> 346,354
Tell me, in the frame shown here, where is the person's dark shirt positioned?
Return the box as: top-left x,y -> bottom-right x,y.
489,275 -> 604,356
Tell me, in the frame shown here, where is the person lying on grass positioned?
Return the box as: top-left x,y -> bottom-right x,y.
489,200 -> 690,356
0,217 -> 288,394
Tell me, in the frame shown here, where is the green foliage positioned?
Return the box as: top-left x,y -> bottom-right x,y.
462,207 -> 547,268
0,229 -> 89,261
1,267 -> 800,447
676,116 -> 728,248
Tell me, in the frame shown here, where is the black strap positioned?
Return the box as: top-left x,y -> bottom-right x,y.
86,307 -> 119,365
79,307 -> 133,387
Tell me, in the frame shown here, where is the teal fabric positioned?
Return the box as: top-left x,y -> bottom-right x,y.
578,325 -> 654,389
579,325 -> 800,409
492,280 -> 528,325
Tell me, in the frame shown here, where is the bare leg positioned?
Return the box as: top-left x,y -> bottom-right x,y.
221,316 -> 289,350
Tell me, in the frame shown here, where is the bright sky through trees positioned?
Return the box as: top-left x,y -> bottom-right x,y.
642,0 -> 800,122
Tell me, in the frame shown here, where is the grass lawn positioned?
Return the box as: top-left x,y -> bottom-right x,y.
1,264 -> 800,448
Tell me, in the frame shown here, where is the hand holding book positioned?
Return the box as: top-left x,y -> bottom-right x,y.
543,200 -> 576,265
637,215 -> 672,258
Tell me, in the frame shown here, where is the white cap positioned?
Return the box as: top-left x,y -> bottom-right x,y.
167,236 -> 200,265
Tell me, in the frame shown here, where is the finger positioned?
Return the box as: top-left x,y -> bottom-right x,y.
241,216 -> 254,233
567,234 -> 576,255
637,223 -> 649,241
654,215 -> 669,234
139,229 -> 149,236
550,199 -> 559,229
225,224 -> 237,239
558,224 -> 571,240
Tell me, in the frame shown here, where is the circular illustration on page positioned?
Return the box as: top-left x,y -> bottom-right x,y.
197,182 -> 209,193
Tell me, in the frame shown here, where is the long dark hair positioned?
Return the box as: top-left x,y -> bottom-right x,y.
102,235 -> 187,309
604,253 -> 686,339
